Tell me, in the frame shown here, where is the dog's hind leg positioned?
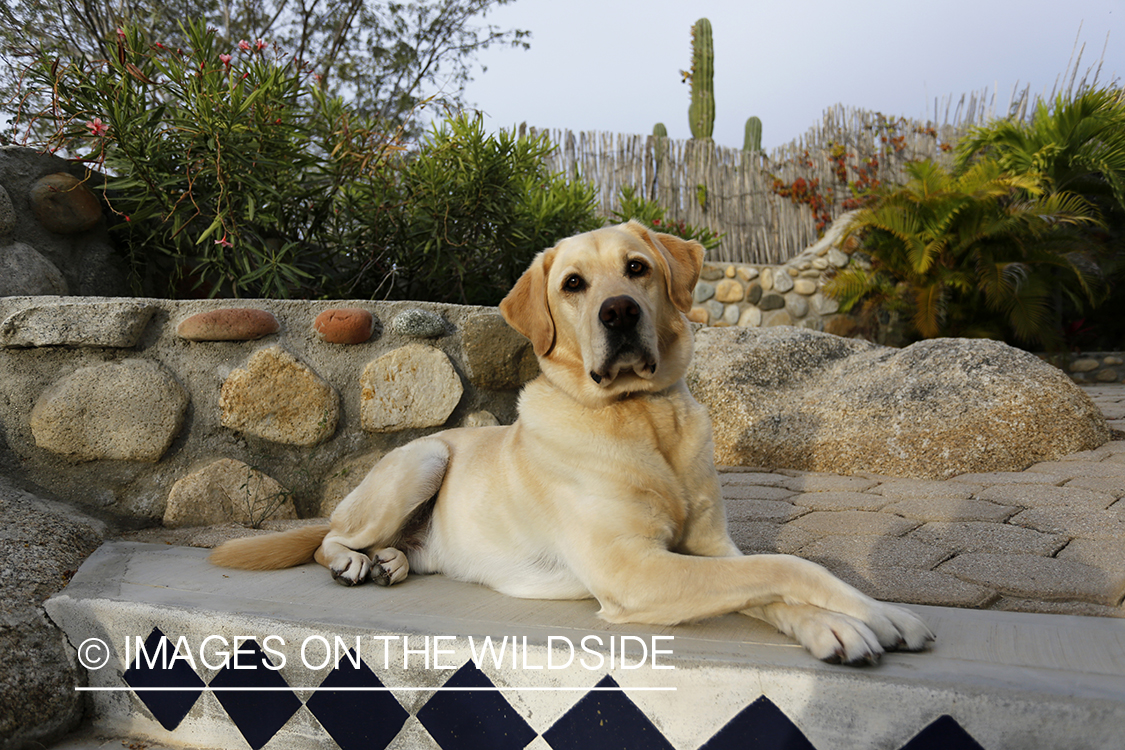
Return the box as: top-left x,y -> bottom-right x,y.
315,438 -> 449,587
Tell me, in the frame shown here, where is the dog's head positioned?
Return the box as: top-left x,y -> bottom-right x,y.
500,220 -> 704,405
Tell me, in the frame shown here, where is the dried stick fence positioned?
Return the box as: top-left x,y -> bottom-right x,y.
527,49 -> 1113,265
525,105 -> 987,265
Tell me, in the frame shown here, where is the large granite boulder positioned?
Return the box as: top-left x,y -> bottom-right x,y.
687,327 -> 1110,479
0,475 -> 105,750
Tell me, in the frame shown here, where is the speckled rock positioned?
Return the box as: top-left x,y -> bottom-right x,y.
220,346 -> 339,446
30,359 -> 188,462
177,308 -> 279,341
738,307 -> 762,327
0,301 -> 154,348
758,293 -> 784,311
0,184 -> 15,237
164,459 -> 297,528
314,308 -> 375,344
462,311 -> 538,390
687,327 -> 1110,479
391,308 -> 447,338
28,173 -> 101,234
692,281 -> 716,303
0,242 -> 67,297
360,344 -> 464,432
772,270 -> 795,293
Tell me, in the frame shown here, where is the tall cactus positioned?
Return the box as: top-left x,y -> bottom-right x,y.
687,18 -> 714,140
743,116 -> 762,151
653,122 -> 668,138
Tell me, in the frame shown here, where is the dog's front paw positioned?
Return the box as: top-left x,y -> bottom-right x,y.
865,601 -> 935,653
330,551 -> 373,586
789,608 -> 885,666
371,548 -> 409,586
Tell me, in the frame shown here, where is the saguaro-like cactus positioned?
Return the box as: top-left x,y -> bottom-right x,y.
687,18 -> 714,140
744,116 -> 762,151
653,122 -> 668,138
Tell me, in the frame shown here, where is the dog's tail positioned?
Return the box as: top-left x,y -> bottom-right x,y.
209,524 -> 330,570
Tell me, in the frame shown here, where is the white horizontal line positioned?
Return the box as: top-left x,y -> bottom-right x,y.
77,686 -> 676,692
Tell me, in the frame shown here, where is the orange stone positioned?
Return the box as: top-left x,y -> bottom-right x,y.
314,308 -> 375,344
176,308 -> 279,341
29,173 -> 102,234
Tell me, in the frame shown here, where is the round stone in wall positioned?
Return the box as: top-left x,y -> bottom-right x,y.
220,346 -> 340,446
178,308 -> 280,341
793,279 -> 817,296
758,293 -> 785,311
390,308 -> 447,338
361,344 -> 464,432
30,359 -> 188,462
29,173 -> 102,234
315,308 -> 376,344
738,306 -> 762,327
693,281 -> 716,303
703,300 -> 724,321
786,294 -> 810,318
772,270 -> 795,293
714,279 -> 745,303
164,459 -> 297,528
745,282 -> 763,306
722,304 -> 741,325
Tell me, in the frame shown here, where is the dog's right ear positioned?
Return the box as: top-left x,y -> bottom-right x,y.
500,249 -> 556,356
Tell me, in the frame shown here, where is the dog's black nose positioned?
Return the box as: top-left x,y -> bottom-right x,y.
599,296 -> 641,330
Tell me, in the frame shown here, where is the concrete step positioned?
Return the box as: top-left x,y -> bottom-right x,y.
46,542 -> 1125,750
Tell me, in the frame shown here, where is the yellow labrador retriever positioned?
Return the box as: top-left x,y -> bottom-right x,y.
211,221 -> 934,664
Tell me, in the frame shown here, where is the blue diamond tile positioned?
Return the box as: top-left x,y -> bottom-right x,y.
417,661 -> 537,750
699,696 -> 817,750
543,674 -> 674,750
122,627 -> 205,731
900,715 -> 984,750
306,649 -> 409,750
208,638 -> 302,750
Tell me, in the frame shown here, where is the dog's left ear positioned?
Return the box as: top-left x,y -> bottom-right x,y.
500,248 -> 557,356
620,221 -> 704,313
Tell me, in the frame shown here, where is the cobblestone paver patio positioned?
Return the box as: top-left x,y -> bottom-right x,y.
721,384 -> 1125,617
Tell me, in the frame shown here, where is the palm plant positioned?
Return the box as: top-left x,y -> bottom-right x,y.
825,159 -> 1103,348
955,87 -> 1125,216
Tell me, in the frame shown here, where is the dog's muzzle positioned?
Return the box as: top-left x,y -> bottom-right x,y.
590,295 -> 656,385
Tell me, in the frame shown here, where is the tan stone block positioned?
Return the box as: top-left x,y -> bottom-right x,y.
868,479 -> 980,499
688,306 -> 710,325
788,510 -> 919,536
31,359 -> 188,462
725,265 -> 736,278
1026,460 -> 1125,480
798,535 -> 951,572
832,567 -> 997,608
164,458 -> 296,528
724,498 -> 807,523
722,483 -> 798,501
728,520 -> 817,555
1010,506 -> 1125,540
779,474 -> 879,493
787,491 -> 889,511
720,471 -> 794,487
978,483 -> 1117,510
220,346 -> 339,446
714,279 -> 745,303
882,497 -> 1017,522
1056,538 -> 1125,573
909,521 -> 1066,555
793,279 -> 817,295
360,344 -> 464,432
939,553 -> 1125,605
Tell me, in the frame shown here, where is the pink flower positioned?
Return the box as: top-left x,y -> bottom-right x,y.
254,39 -> 267,51
238,39 -> 251,52
215,235 -> 233,248
86,117 -> 109,137
116,28 -> 126,39
219,53 -> 232,66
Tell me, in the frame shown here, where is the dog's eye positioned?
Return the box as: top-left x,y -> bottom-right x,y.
626,259 -> 649,278
563,274 -> 586,293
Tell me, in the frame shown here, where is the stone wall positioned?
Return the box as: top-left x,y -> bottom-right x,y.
0,297 -> 534,526
1039,352 -> 1125,385
688,217 -> 852,330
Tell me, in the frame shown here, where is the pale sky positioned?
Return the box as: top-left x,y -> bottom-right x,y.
455,0 -> 1123,151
